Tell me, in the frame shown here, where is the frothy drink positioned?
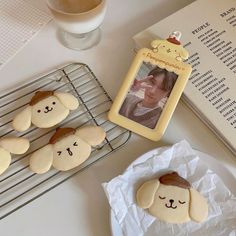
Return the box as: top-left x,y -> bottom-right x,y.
47,0 -> 106,34
50,0 -> 101,14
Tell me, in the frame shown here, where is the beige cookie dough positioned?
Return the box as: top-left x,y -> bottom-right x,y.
12,91 -> 79,132
0,137 -> 30,175
30,145 -> 53,174
76,126 -> 106,146
0,148 -> 11,175
136,172 -> 208,224
29,125 -> 106,174
53,135 -> 91,171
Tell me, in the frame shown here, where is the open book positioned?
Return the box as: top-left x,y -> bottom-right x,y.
133,0 -> 236,155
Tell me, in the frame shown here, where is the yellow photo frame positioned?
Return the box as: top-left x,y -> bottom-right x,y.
108,32 -> 192,141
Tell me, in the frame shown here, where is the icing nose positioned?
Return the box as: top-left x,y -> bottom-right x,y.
167,48 -> 171,53
169,199 -> 174,204
45,106 -> 49,109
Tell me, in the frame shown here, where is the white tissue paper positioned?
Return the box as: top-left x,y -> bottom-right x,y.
102,140 -> 236,236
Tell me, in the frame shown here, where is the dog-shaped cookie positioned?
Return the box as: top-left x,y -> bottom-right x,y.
0,137 -> 30,175
12,91 -> 79,131
151,31 -> 189,61
30,126 -> 106,174
136,172 -> 208,223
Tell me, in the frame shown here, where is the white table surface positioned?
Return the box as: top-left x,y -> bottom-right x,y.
0,0 -> 236,235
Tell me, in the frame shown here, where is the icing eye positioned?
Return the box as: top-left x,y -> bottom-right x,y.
159,196 -> 166,200
37,110 -> 41,113
178,200 -> 186,204
57,151 -> 62,156
52,102 -> 56,105
73,142 -> 78,146
175,50 -> 177,52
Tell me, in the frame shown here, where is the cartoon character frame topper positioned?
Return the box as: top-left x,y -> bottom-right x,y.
136,172 -> 208,223
151,31 -> 189,61
12,91 -> 79,132
30,125 -> 106,174
108,31 -> 192,141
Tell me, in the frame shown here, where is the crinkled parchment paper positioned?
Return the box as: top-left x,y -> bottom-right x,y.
103,140 -> 236,236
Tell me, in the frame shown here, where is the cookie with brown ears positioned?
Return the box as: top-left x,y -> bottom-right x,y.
30,125 -> 106,174
0,137 -> 30,175
136,172 -> 208,223
12,91 -> 79,131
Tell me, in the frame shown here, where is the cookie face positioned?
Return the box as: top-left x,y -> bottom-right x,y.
31,96 -> 69,128
157,41 -> 188,61
136,172 -> 208,224
29,125 -> 106,174
52,135 -> 91,171
12,91 -> 79,131
149,184 -> 190,223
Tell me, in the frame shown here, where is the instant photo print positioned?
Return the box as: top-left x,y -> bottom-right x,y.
108,31 -> 192,141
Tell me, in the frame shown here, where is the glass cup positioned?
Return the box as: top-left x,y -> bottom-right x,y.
46,0 -> 107,50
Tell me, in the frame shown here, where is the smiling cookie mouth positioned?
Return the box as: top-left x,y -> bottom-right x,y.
44,107 -> 53,113
165,203 -> 177,209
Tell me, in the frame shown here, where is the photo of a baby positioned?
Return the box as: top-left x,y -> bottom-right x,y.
119,62 -> 178,129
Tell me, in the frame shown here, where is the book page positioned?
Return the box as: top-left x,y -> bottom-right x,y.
134,0 -> 236,153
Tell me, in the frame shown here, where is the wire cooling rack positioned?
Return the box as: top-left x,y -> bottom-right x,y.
0,62 -> 131,220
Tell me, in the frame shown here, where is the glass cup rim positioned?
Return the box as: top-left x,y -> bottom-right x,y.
46,0 -> 105,16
